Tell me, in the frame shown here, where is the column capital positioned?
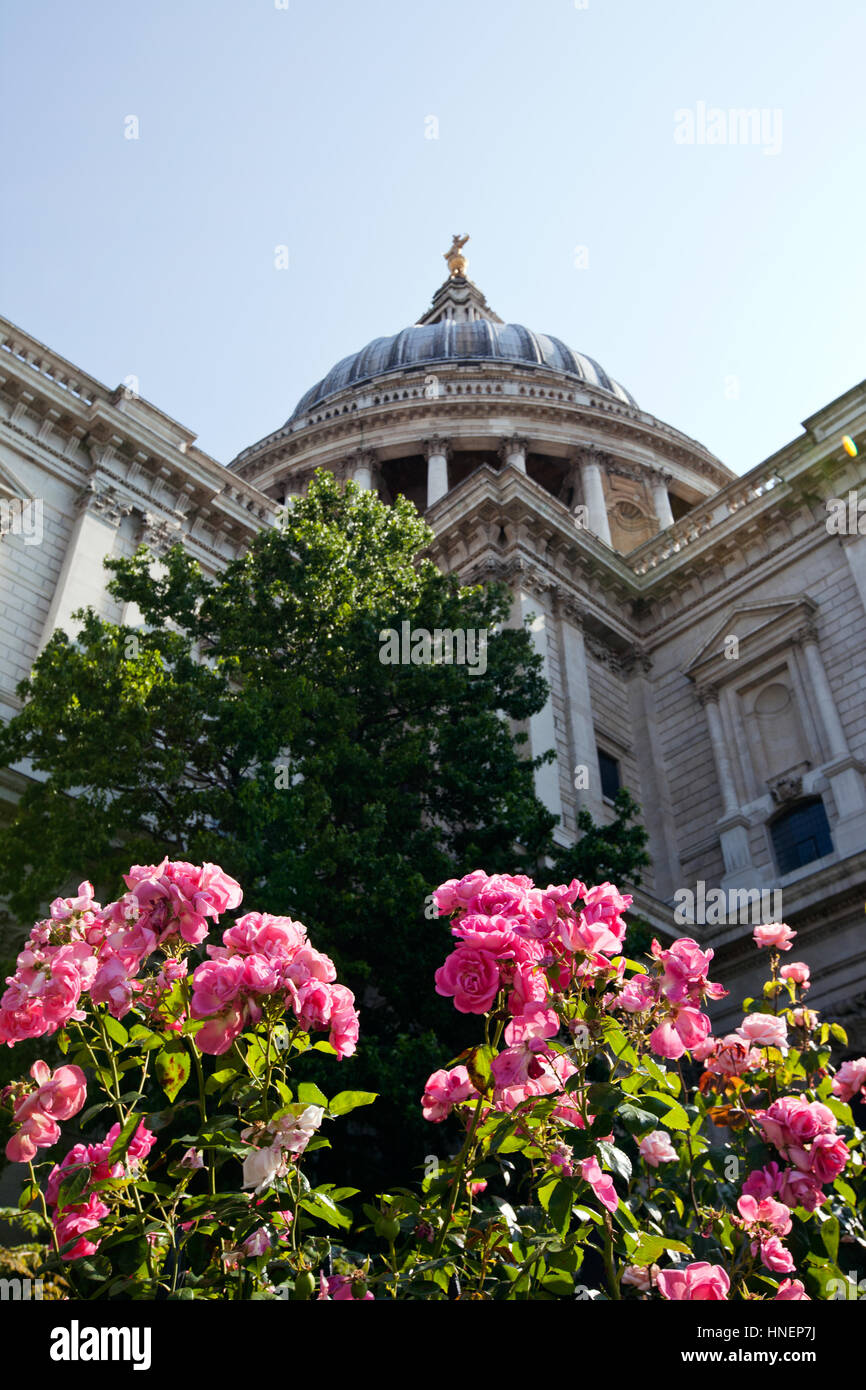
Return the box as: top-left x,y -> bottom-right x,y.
579,445 -> 612,471
423,435 -> 451,461
792,619 -> 820,647
696,682 -> 721,706
649,466 -> 674,487
346,447 -> 378,469
498,434 -> 530,463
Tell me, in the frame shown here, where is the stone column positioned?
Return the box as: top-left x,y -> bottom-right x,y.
348,450 -> 378,492
38,482 -> 131,649
425,436 -> 451,509
579,451 -> 612,547
650,469 -> 675,530
795,621 -> 866,850
498,434 -> 528,473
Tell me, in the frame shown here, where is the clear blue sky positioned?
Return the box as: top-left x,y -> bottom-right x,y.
2,0 -> 864,473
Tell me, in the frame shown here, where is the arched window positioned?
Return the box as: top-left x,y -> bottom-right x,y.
770,798 -> 833,875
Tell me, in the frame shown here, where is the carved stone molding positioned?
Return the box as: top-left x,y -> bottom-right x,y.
560,597 -> 585,627
138,511 -> 184,555
606,459 -> 645,484
76,480 -> 132,528
768,772 -> 804,804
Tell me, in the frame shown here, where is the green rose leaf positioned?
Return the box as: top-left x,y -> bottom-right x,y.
155,1039 -> 191,1103
328,1090 -> 378,1116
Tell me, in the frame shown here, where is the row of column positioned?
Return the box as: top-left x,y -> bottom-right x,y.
337,438 -> 678,537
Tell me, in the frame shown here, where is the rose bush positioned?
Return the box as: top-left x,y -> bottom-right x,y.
2,861 -> 863,1300
360,870 -> 864,1300
0,861 -> 370,1298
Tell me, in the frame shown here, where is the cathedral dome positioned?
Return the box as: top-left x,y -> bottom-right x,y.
289,319 -> 638,421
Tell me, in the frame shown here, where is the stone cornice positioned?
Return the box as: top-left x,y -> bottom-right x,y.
231,367 -> 731,491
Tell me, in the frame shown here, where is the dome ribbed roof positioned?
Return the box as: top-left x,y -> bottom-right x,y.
289,319 -> 637,420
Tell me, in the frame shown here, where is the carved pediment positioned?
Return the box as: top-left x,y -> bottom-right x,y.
685,597 -> 818,687
0,456 -> 34,502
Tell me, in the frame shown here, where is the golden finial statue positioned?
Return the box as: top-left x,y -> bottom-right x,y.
444,234 -> 469,278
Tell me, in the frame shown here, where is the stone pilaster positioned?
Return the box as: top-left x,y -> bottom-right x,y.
38,480 -> 131,649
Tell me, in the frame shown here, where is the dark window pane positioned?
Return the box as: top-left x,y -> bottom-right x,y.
770,799 -> 833,875
598,750 -> 621,800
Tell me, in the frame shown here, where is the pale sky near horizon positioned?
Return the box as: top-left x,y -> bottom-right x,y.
1,0 -> 864,475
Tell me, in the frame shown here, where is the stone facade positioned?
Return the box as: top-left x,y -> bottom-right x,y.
2,264 -> 865,1044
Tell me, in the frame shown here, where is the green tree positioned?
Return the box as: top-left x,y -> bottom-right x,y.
0,470 -> 648,1184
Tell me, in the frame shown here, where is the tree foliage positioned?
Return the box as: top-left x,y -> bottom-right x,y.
0,470 -> 649,1179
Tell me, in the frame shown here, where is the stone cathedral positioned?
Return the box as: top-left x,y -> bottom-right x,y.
1,241 -> 865,1044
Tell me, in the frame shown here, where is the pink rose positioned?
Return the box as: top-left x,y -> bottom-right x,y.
432,871 -> 489,916
622,1263 -> 660,1292
5,1109 -> 60,1163
190,957 -> 245,1017
639,1131 -> 679,1167
616,973 -> 657,1014
753,922 -> 796,951
195,1004 -> 245,1055
737,1194 -> 791,1237
656,1262 -> 730,1301
90,957 -> 134,1019
326,983 -> 359,1059
53,1193 -> 110,1261
832,1057 -> 866,1104
650,1005 -> 710,1059
742,1163 -> 784,1202
435,945 -> 500,1014
421,1066 -> 477,1122
737,1011 -> 788,1051
780,962 -> 810,989
777,1168 -> 825,1212
775,1278 -> 810,1300
759,1236 -> 796,1274
808,1133 -> 849,1184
